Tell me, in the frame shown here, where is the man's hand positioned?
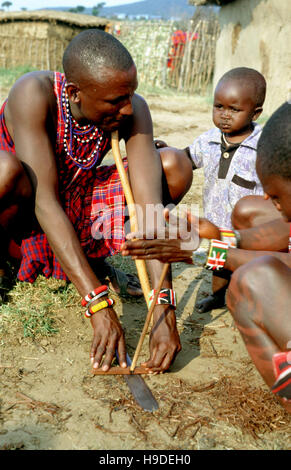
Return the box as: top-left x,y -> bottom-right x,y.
90,306 -> 127,371
121,209 -> 199,264
121,209 -> 221,264
121,237 -> 193,264
142,305 -> 181,373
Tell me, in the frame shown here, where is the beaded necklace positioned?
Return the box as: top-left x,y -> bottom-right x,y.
61,80 -> 104,169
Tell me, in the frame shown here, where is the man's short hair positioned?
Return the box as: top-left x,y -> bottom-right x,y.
218,67 -> 266,107
257,102 -> 291,179
63,29 -> 134,82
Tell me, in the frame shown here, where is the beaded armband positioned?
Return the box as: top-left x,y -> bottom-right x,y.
85,298 -> 115,318
148,288 -> 177,309
205,239 -> 229,271
219,228 -> 238,247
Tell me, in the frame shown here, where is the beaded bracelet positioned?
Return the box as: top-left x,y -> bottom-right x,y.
219,228 -> 238,247
205,239 -> 229,271
83,290 -> 109,309
148,288 -> 177,308
85,298 -> 115,318
81,285 -> 108,307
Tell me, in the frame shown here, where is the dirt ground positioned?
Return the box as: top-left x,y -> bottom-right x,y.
0,91 -> 290,451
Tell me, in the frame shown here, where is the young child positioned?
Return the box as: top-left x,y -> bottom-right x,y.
156,67 -> 266,313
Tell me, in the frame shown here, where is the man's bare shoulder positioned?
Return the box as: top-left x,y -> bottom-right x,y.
132,92 -> 148,109
6,71 -> 56,131
9,70 -> 54,97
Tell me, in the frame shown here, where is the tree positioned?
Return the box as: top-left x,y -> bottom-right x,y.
92,2 -> 105,17
2,1 -> 12,10
69,5 -> 85,14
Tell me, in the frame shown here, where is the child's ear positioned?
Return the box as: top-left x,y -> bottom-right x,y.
253,106 -> 263,121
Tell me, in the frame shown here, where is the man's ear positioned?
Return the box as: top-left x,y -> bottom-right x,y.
66,83 -> 81,103
253,106 -> 263,121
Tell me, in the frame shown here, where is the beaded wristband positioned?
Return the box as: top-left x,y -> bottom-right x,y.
219,228 -> 237,247
205,239 -> 229,271
148,288 -> 177,308
85,298 -> 115,318
81,285 -> 108,307
83,290 -> 109,309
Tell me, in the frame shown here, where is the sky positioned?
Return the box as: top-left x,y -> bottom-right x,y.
2,0 -> 143,11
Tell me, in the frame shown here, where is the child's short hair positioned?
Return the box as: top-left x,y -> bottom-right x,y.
218,67 -> 266,107
257,102 -> 291,179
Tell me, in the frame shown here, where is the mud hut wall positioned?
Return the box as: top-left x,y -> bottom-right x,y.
0,21 -> 85,70
212,0 -> 291,116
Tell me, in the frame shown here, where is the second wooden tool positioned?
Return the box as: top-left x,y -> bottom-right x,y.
97,131 -> 169,374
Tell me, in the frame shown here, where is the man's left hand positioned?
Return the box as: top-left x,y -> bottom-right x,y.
142,305 -> 181,373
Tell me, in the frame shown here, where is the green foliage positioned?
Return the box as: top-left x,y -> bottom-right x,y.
92,2 -> 105,17
69,6 -> 86,13
1,1 -> 12,10
0,66 -> 36,89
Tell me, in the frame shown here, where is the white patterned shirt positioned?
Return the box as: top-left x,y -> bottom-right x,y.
188,123 -> 264,229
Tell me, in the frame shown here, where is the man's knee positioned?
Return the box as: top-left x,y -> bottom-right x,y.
0,152 -> 32,200
232,195 -> 279,229
0,153 -> 23,194
231,196 -> 259,229
227,256 -> 285,315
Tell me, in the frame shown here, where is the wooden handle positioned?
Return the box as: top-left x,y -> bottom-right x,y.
111,131 -> 151,304
130,262 -> 169,372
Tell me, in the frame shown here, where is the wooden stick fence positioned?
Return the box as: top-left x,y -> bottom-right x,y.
0,18 -> 219,95
119,19 -> 220,94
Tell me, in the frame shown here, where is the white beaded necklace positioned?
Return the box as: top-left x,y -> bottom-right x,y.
61,83 -> 104,169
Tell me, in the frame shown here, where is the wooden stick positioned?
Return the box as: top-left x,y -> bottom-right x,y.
111,131 -> 151,305
91,366 -> 152,375
130,262 -> 169,372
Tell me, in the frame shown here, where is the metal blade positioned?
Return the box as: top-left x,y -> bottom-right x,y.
118,352 -> 159,412
124,374 -> 159,412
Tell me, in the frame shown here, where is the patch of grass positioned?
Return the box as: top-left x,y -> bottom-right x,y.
0,66 -> 37,90
0,276 -> 78,339
0,302 -> 58,338
137,82 -> 213,104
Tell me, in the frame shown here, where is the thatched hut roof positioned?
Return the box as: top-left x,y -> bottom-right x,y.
188,0 -> 235,5
0,9 -> 110,28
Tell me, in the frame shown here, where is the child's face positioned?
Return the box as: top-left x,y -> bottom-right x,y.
257,166 -> 291,222
213,79 -> 261,137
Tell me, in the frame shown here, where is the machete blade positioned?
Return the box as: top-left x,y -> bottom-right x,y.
121,353 -> 159,412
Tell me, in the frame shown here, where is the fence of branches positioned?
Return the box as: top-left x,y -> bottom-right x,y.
118,19 -> 220,94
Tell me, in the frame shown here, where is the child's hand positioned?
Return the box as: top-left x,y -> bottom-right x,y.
154,139 -> 168,149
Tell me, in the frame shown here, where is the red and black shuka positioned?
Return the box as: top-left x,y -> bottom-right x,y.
0,72 -> 128,282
